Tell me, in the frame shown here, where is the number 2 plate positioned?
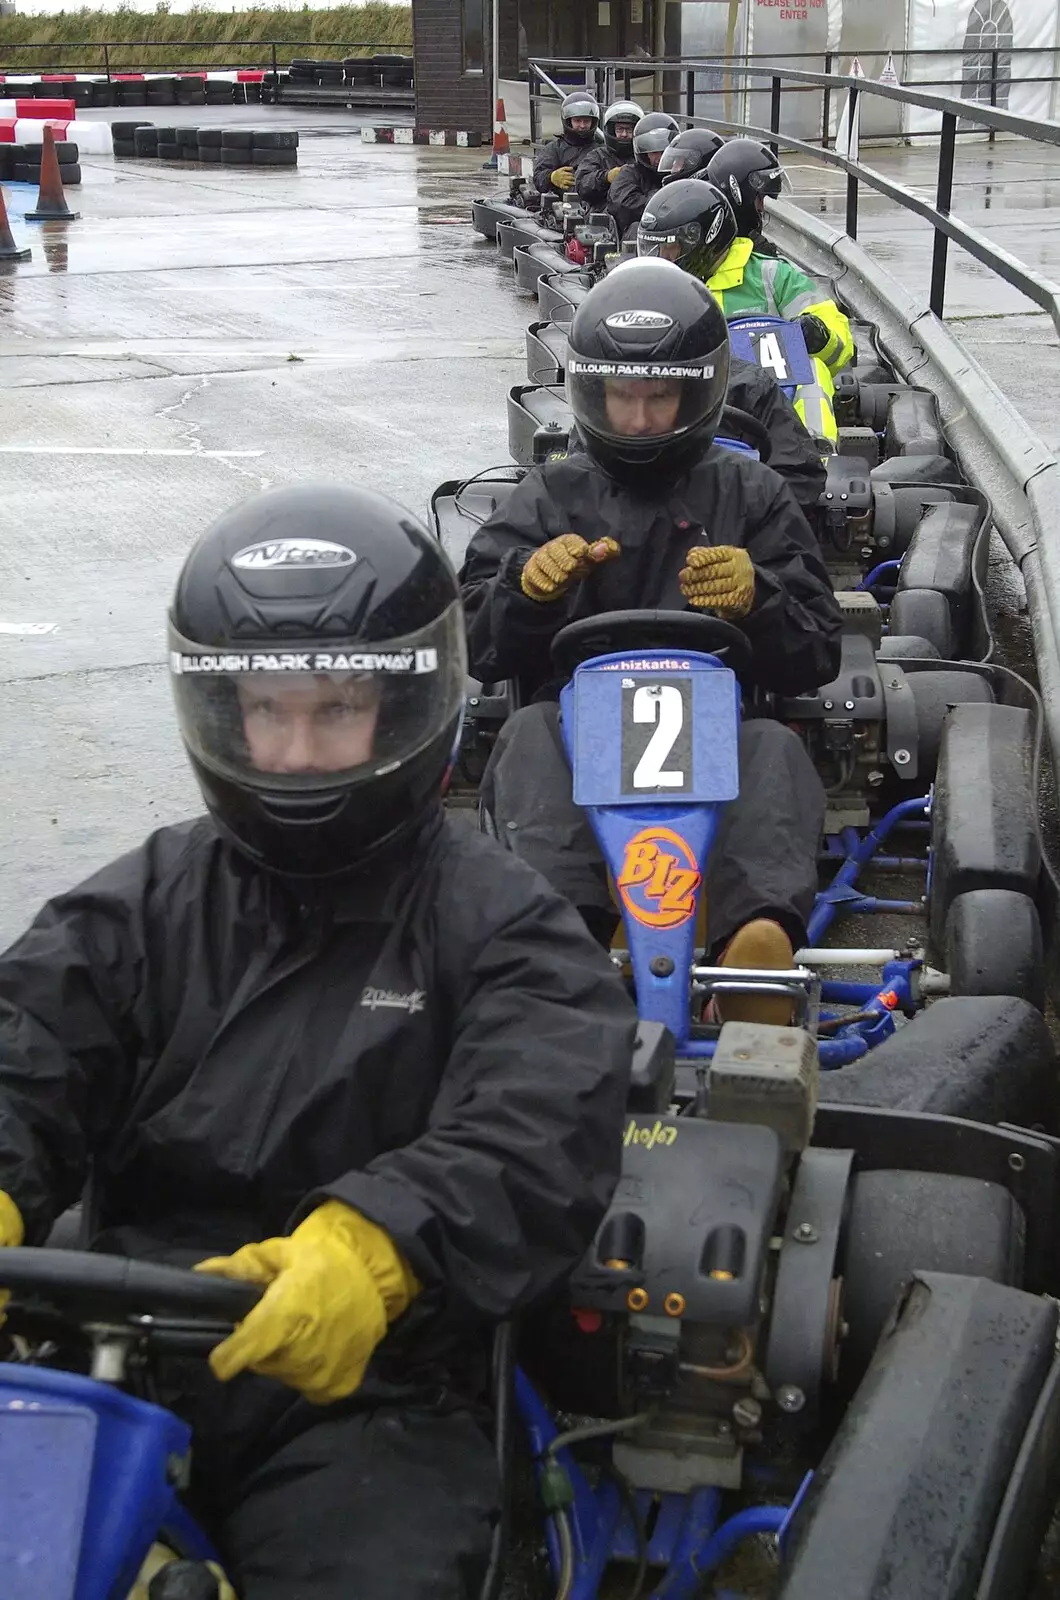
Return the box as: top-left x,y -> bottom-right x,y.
570,662 -> 740,807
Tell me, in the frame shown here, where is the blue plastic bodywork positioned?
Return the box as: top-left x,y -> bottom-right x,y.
0,1362 -> 217,1600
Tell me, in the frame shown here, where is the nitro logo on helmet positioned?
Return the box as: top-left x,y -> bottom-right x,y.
231,539 -> 356,571
703,210 -> 725,243
604,310 -> 674,331
728,174 -> 741,203
569,358 -> 713,379
171,648 -> 438,674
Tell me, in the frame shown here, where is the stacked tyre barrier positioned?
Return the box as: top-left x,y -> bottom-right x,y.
111,122 -> 298,167
0,137 -> 80,186
283,54 -> 413,91
0,74 -> 272,110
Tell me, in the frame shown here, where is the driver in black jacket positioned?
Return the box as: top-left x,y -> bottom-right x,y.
0,485 -> 634,1599
460,263 -> 843,1018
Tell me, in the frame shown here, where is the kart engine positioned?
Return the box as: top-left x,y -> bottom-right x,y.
556,1023 -> 847,1493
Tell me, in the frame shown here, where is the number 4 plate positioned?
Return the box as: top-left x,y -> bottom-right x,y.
570,662 -> 740,807
728,317 -> 815,389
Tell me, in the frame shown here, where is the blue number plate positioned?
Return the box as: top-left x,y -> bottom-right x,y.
728,315 -> 815,389
0,1403 -> 97,1599
570,657 -> 740,807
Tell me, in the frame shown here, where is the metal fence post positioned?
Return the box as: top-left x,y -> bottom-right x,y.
103,41 -> 111,83
930,110 -> 957,317
845,83 -> 859,238
989,47 -> 998,145
686,67 -> 694,121
822,50 -> 832,149
770,73 -> 781,158
271,40 -> 280,104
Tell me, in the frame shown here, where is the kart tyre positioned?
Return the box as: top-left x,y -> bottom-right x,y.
885,387 -> 946,458
221,148 -> 252,165
177,127 -> 200,152
906,668 -> 994,779
877,634 -> 942,660
54,163 -> 81,185
198,147 -> 222,163
221,128 -> 254,149
111,120 -> 151,139
839,1169 -> 1024,1393
945,889 -> 1044,1010
197,128 -> 223,148
157,142 -> 182,160
252,148 -> 298,166
134,128 -> 160,155
112,139 -> 137,158
252,129 -> 299,149
888,588 -> 953,658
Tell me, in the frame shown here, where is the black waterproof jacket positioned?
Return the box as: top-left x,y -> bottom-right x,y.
723,356 -> 826,511
533,133 -> 600,198
459,448 -> 842,700
574,145 -> 618,207
606,161 -> 662,238
0,810 -> 634,1335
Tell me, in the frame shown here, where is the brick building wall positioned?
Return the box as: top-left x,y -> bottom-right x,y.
413,0 -> 495,135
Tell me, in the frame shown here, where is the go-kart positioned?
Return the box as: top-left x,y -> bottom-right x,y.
0,1249 -> 258,1598
493,608 -> 1060,1598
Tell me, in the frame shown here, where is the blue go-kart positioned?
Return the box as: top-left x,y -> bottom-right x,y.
496,609 -> 1060,1598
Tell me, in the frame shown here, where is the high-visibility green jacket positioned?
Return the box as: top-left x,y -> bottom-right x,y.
706,238 -> 854,374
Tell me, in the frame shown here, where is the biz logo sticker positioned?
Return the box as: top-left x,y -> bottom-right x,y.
616,825 -> 701,929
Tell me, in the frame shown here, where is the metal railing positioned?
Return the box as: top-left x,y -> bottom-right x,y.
529,56 -> 1060,326
0,39 -> 410,81
528,46 -> 1060,151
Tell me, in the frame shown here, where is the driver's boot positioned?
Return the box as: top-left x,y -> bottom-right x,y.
714,919 -> 795,1027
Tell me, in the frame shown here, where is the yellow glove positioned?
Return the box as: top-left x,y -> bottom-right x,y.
0,1189 -> 25,1325
195,1200 -> 420,1405
679,545 -> 756,619
521,534 -> 620,601
551,165 -> 575,191
607,165 -> 623,183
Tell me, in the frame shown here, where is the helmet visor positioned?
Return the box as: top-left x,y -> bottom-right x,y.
658,146 -> 707,181
637,219 -> 702,266
635,126 -> 675,158
567,348 -> 727,449
169,599 -> 466,794
747,162 -> 788,199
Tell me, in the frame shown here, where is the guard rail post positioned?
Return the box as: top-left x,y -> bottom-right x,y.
821,51 -> 833,149
845,82 -> 860,239
931,110 -> 958,317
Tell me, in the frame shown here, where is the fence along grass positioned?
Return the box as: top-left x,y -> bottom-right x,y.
0,5 -> 413,73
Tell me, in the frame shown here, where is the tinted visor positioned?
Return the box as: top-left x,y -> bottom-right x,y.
567,346 -> 728,450
638,219 -> 702,266
634,126 -> 675,158
747,163 -> 787,198
658,145 -> 708,181
169,600 -> 466,794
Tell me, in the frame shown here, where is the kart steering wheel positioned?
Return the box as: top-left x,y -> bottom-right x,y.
1,1247 -> 261,1343
550,608 -> 754,678
719,405 -> 772,462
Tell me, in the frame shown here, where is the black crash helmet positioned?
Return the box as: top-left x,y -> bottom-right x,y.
659,127 -> 726,184
169,483 -> 466,878
706,138 -> 787,235
561,90 -> 600,143
638,179 -> 738,281
565,258 -> 730,485
602,98 -> 644,162
632,111 -> 680,170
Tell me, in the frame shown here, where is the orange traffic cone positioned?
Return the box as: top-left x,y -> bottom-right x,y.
26,126 -> 80,223
483,97 -> 510,170
0,182 -> 31,261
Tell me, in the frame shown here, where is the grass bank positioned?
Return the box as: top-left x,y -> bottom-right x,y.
0,5 -> 412,73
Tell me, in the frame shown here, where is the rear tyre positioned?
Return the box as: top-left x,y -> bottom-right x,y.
888,588 -> 953,659
839,1168 -> 1023,1392
945,888 -> 1044,1009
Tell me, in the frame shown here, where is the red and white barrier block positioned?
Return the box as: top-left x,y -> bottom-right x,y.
360,126 -> 483,147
